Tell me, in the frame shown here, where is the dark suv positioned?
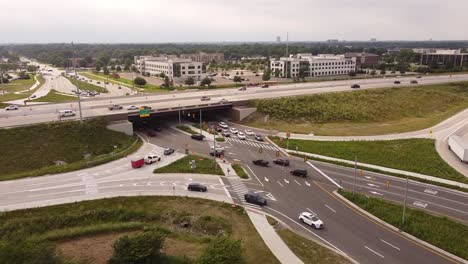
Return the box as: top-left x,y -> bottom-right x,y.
273,159 -> 290,166
187,183 -> 207,192
252,159 -> 269,167
290,169 -> 308,177
191,134 -> 205,141
244,192 -> 267,206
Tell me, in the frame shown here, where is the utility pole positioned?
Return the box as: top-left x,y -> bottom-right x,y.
285,32 -> 289,79
353,156 -> 357,193
199,109 -> 202,134
402,176 -> 409,225
72,42 -> 83,122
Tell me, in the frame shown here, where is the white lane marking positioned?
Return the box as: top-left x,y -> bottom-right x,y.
266,193 -> 277,201
413,201 -> 428,208
219,178 -> 232,198
233,159 -> 241,162
245,204 -> 263,210
264,206 -> 346,255
277,181 -> 284,187
424,189 -> 438,195
364,246 -> 385,258
264,177 -> 269,182
245,165 -> 264,187
306,208 -> 316,215
228,152 -> 236,155
305,181 -> 311,187
284,179 -> 290,184
380,239 -> 400,251
369,191 -> 383,196
365,176 -> 372,179
307,161 -> 343,189
367,183 -> 380,188
325,204 -> 336,213
294,180 -> 302,186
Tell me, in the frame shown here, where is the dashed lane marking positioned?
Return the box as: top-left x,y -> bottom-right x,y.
364,246 -> 385,258
380,239 -> 400,251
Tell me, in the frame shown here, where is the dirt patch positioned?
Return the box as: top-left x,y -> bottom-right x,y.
163,238 -> 204,260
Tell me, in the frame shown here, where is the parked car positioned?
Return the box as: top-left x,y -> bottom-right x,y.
97,81 -> 101,84
191,134 -> 205,141
299,212 -> 324,229
245,129 -> 254,136
410,80 -> 418,84
118,86 -> 122,89
261,84 -> 269,88
127,105 -> 138,110
290,169 -> 308,177
4,105 -> 19,111
273,159 -> 290,166
252,159 -> 269,167
144,154 -> 161,164
201,96 -> 211,101
146,129 -> 156,137
254,134 -> 264,141
188,183 -> 207,192
59,109 -> 75,117
163,148 -> 175,155
210,149 -> 224,157
237,132 -> 246,140
108,104 -> 123,110
230,127 -> 238,134
351,84 -> 360,89
394,81 -> 401,84
215,126 -> 223,132
244,192 -> 267,206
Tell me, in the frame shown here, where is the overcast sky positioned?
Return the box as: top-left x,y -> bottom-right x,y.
2,0 -> 467,43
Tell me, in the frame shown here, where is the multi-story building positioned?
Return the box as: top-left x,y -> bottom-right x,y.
134,56 -> 206,81
420,49 -> 468,67
179,52 -> 224,63
270,54 -> 356,78
344,52 -> 380,69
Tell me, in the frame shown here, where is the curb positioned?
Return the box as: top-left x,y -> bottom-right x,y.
333,190 -> 467,264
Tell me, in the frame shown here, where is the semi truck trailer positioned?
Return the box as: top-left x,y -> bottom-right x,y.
448,135 -> 468,162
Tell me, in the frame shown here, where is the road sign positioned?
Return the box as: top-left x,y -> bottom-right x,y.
139,106 -> 151,118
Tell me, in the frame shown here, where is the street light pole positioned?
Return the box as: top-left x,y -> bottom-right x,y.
402,176 -> 409,225
71,42 -> 83,122
199,109 -> 202,134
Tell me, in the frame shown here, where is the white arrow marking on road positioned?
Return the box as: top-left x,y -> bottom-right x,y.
264,177 -> 269,182
147,182 -> 152,186
266,193 -> 277,201
424,189 -> 438,195
277,181 -> 284,187
367,183 -> 380,188
365,176 -> 372,179
369,191 -> 383,196
132,183 -> 137,186
413,201 -> 428,208
119,184 -> 124,187
305,181 -> 311,187
284,179 -> 290,184
294,180 -> 302,186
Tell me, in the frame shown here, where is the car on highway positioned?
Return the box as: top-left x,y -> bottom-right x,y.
299,212 -> 323,229
290,169 -> 308,177
108,104 -> 123,110
97,81 -> 101,84
254,134 -> 264,141
237,132 -> 246,140
273,159 -> 290,166
191,134 -> 205,141
416,76 -> 422,78
394,81 -> 401,84
146,129 -> 157,137
219,98 -> 228,103
238,86 -> 247,91
4,105 -> 19,111
219,122 -> 229,129
30,95 -> 37,99
201,96 -> 211,101
118,86 -> 122,89
144,154 -> 161,164
59,109 -> 75,117
230,127 -> 238,134
222,130 -> 230,137
127,105 -> 138,110
410,80 -> 418,84
261,84 -> 269,88
244,192 -> 267,206
252,159 -> 269,167
163,148 -> 175,155
245,129 -> 254,136
188,183 -> 207,192
351,84 -> 360,89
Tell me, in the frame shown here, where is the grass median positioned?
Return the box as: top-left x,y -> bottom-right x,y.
154,154 -> 223,175
0,119 -> 141,181
0,196 -> 280,264
66,76 -> 108,93
29,89 -> 76,103
232,164 -> 248,179
272,137 -> 467,184
339,190 -> 468,260
81,72 -> 165,93
176,125 -> 198,134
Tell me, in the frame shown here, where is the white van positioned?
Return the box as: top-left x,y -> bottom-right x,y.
59,110 -> 75,117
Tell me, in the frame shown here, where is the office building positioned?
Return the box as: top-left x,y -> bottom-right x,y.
420,49 -> 468,67
179,52 -> 224,63
345,52 -> 380,68
134,56 -> 206,81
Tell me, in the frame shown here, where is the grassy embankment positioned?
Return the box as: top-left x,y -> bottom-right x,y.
272,137 -> 467,183
0,119 -> 141,181
155,155 -> 223,175
0,74 -> 45,105
243,82 -> 468,136
80,72 -> 165,93
2,74 -> 36,92
339,190 -> 468,260
30,89 -> 77,103
231,164 -> 248,179
65,76 -> 108,93
0,196 -> 280,264
176,125 -> 198,134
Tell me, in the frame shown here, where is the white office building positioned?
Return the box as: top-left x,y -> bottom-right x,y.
270,54 -> 356,78
134,56 -> 206,81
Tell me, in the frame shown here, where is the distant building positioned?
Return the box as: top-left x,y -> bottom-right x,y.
134,56 -> 206,81
345,52 -> 380,69
179,52 -> 224,64
276,36 -> 281,43
270,54 -> 356,78
327,39 -> 339,43
420,49 -> 468,67
370,38 -> 377,42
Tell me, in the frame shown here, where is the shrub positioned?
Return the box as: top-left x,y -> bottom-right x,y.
0,241 -> 63,264
108,231 -> 165,264
197,237 -> 242,264
134,77 -> 147,86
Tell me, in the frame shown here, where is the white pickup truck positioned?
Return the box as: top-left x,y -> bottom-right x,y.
448,135 -> 468,162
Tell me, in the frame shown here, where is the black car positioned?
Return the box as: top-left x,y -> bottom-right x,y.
410,80 -> 418,84
191,134 -> 205,141
254,134 -> 264,141
273,159 -> 290,166
164,148 -> 175,155
244,192 -> 267,206
351,84 -> 360,89
253,159 -> 269,167
394,81 -> 401,84
215,126 -> 223,132
290,169 -> 308,177
153,126 -> 162,132
209,150 -> 224,158
188,183 -> 207,192
147,129 -> 156,137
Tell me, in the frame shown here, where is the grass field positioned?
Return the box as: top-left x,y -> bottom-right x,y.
339,190 -> 468,260
0,74 -> 45,104
66,76 -> 108,93
30,89 -> 76,102
232,164 -> 248,179
154,155 -> 223,175
81,72 -> 166,93
277,229 -> 352,264
0,196 -> 280,264
3,74 -> 36,92
272,137 -> 467,183
0,119 -> 141,181
243,82 -> 468,136
176,125 -> 198,135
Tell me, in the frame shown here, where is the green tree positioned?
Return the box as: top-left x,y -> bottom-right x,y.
124,64 -> 130,71
274,69 -> 281,77
110,65 -> 116,71
200,77 -> 212,86
103,67 -> 110,75
262,69 -> 271,81
159,72 -> 166,78
18,71 -> 30,79
131,65 -> 138,72
95,64 -> 102,72
197,237 -> 242,264
233,76 -> 242,83
348,71 -> 356,77
108,231 -> 165,264
164,76 -> 171,87
0,241 -> 63,264
185,76 -> 195,86
26,65 -> 37,72
370,70 -> 376,76
116,65 -> 122,72
134,77 -> 147,86
380,69 -> 386,75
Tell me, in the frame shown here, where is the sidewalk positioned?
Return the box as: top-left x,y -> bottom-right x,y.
247,210 -> 303,264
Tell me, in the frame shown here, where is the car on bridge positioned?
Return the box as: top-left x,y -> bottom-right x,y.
273,159 -> 290,166
245,129 -> 254,136
299,212 -> 323,229
127,105 -> 138,110
191,134 -> 205,141
351,84 -> 360,89
188,183 -> 207,192
238,86 -> 247,91
4,105 -> 19,111
108,104 -> 123,110
201,96 -> 211,101
237,132 -> 246,140
261,84 -> 269,88
244,192 -> 267,206
219,122 -> 229,129
394,80 -> 401,84
230,127 -> 238,134
164,148 -> 175,155
410,80 -> 418,84
219,98 -> 228,103
252,159 -> 269,167
290,169 -> 308,177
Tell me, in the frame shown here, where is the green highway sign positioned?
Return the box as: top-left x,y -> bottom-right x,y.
139,107 -> 151,118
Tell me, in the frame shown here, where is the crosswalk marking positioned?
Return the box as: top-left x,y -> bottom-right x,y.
226,138 -> 279,151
